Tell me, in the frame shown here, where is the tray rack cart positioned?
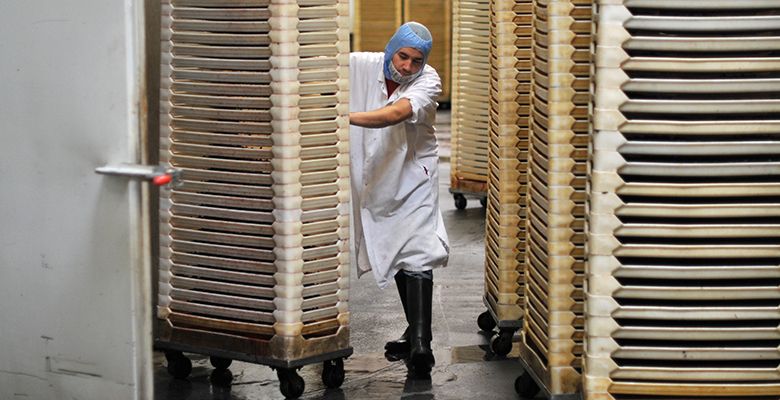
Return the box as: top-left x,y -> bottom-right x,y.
513,0 -> 592,398
449,0 -> 491,210
156,1 -> 351,398
586,1 -> 780,399
476,0 -> 533,356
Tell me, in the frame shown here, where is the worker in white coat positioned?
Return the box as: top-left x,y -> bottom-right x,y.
349,22 -> 449,378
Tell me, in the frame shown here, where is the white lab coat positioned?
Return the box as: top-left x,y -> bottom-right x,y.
349,52 -> 450,289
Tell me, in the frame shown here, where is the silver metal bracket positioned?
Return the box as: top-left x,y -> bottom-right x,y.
95,163 -> 182,187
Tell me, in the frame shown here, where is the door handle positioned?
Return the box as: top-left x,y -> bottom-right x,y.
95,163 -> 182,187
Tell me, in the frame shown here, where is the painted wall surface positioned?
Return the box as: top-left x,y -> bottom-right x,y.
0,1 -> 152,399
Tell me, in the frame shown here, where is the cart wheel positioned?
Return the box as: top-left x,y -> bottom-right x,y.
321,358 -> 345,389
491,329 -> 514,356
477,311 -> 496,332
210,356 -> 232,370
209,367 -> 233,387
277,368 -> 305,399
454,193 -> 467,210
164,351 -> 192,380
514,371 -> 541,398
480,197 -> 487,208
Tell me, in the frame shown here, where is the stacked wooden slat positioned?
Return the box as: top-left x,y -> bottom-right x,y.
476,0 -> 533,355
157,0 -> 350,376
587,1 -> 780,399
451,0 -> 491,210
352,0 -> 401,52
516,0 -> 591,397
407,0 -> 453,102
353,0 -> 452,102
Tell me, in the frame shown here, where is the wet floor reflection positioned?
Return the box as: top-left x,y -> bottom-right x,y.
450,338 -> 521,364
162,379 -> 192,400
155,344 -> 524,400
402,378 -> 433,400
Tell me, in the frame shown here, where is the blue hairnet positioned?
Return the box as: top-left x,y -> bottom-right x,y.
383,22 -> 433,82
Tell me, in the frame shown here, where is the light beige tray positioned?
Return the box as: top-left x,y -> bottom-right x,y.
621,0 -> 778,7
625,15 -> 780,32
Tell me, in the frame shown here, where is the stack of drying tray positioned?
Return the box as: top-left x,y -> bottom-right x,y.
587,0 -> 780,399
515,0 -> 592,398
449,0 -> 492,210
156,0 -> 351,398
476,0 -> 533,357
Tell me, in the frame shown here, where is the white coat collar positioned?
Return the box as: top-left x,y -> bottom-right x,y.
376,67 -> 389,98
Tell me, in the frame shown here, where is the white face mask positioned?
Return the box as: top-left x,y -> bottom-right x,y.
388,60 -> 416,84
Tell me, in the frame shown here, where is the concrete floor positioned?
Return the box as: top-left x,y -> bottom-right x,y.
154,112 -> 530,400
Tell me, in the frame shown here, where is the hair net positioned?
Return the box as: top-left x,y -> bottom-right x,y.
383,22 -> 433,83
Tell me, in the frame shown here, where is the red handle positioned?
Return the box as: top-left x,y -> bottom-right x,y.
152,174 -> 172,186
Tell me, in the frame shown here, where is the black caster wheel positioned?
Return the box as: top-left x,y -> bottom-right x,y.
277,368 -> 305,399
514,371 -> 541,398
490,329 -> 514,356
209,367 -> 233,387
321,358 -> 345,389
480,197 -> 487,208
477,310 -> 496,332
164,350 -> 192,380
454,193 -> 467,210
210,356 -> 232,370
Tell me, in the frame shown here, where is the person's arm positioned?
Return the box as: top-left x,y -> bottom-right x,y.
349,98 -> 413,128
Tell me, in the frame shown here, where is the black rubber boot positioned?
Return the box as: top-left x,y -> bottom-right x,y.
406,275 -> 434,379
385,272 -> 411,361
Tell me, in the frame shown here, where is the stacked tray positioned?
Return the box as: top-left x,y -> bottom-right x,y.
406,0 -> 453,102
353,1 -> 453,102
516,0 -> 591,397
475,0 -> 533,356
450,0 -> 492,207
352,0 -> 401,52
587,1 -> 780,399
157,0 -> 351,396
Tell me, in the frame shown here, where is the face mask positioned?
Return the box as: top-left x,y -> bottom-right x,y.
388,60 -> 416,84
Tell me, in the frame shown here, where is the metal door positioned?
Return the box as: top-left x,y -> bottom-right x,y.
0,1 -> 153,399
